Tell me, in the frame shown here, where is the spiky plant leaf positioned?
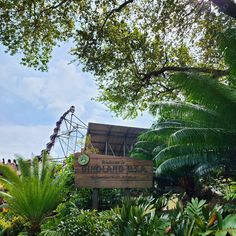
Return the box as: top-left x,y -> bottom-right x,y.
0,154 -> 65,235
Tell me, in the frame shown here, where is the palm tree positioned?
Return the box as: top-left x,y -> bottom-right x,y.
0,152 -> 65,236
131,72 -> 236,197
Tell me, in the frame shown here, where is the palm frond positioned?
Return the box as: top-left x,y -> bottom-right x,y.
0,154 -> 65,233
16,157 -> 31,178
172,73 -> 236,128
152,144 -> 167,156
130,147 -> 154,160
0,177 -> 13,189
154,145 -> 206,166
0,164 -> 20,184
0,191 -> 13,200
156,153 -> 218,176
131,147 -> 151,155
152,119 -> 196,129
134,71 -> 236,187
151,102 -> 220,128
133,141 -> 160,152
194,163 -> 224,176
169,128 -> 236,148
32,157 -> 39,178
138,127 -> 181,142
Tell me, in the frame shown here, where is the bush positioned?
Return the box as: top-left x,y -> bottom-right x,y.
40,204 -> 114,236
109,196 -> 169,236
0,211 -> 25,236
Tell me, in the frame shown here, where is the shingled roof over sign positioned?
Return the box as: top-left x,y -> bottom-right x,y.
86,122 -> 147,157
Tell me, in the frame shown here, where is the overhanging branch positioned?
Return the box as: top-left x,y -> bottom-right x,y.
131,66 -> 228,98
102,0 -> 134,29
144,66 -> 228,80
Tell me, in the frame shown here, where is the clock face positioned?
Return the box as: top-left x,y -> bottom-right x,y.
78,154 -> 90,166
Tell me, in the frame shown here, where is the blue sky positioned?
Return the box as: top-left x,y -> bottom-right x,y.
0,43 -> 154,159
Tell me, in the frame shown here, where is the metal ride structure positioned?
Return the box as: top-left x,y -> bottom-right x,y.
40,106 -> 87,162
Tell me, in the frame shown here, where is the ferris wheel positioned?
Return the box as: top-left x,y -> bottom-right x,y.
40,106 -> 87,161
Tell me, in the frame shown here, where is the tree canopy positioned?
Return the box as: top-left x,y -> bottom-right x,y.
0,0 -> 235,116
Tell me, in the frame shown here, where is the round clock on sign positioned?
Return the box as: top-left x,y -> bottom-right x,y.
78,154 -> 90,166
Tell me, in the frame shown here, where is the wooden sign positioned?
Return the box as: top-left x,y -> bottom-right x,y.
74,153 -> 153,188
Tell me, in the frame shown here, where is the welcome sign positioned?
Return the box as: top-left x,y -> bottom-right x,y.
74,153 -> 153,188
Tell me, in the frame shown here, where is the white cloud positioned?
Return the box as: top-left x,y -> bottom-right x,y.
0,48 -> 154,159
8,60 -> 97,116
0,124 -> 53,159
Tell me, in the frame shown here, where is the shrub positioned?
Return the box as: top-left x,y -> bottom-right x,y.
0,211 -> 25,236
110,196 -> 169,236
0,153 -> 66,236
40,204 -> 114,236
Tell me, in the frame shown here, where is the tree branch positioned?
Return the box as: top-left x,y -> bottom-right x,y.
45,0 -> 70,11
131,66 -> 228,100
102,0 -> 134,29
50,0 -> 69,9
210,0 -> 236,19
144,66 -> 228,81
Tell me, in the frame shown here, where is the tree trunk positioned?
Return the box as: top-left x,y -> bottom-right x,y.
178,176 -> 195,200
27,222 -> 41,236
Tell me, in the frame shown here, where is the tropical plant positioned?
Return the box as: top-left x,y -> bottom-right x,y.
40,202 -> 114,236
111,196 -> 169,236
0,153 -> 65,236
58,154 -> 75,196
224,181 -> 236,201
0,212 -> 25,236
169,198 -> 236,235
131,72 -> 236,197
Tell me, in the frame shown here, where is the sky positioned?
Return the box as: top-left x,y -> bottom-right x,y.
0,43 -> 154,159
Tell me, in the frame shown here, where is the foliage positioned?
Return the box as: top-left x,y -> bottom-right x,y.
0,211 -> 25,236
0,1 -> 234,116
40,195 -> 170,236
169,198 -> 236,235
56,209 -> 113,236
110,196 -> 169,236
0,153 -> 65,236
57,154 -> 75,196
169,198 -> 208,235
218,28 -> 236,82
155,73 -> 236,176
224,181 -> 236,201
99,188 -> 122,210
0,0 -> 78,71
131,72 -> 236,197
40,202 -> 114,236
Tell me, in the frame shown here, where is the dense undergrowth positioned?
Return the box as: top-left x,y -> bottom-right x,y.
1,154 -> 236,236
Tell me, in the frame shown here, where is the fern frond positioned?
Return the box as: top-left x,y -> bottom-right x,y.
154,145 -> 205,166
138,127 -> 181,142
156,153 -> 218,176
152,101 -> 220,128
172,73 -> 236,128
152,144 -> 167,156
194,163 -> 224,176
169,128 -> 236,148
